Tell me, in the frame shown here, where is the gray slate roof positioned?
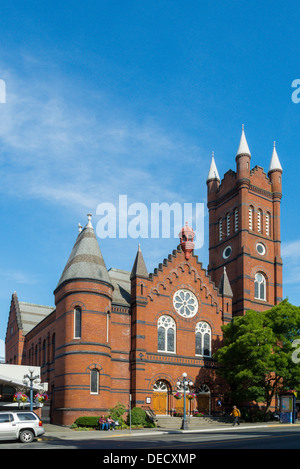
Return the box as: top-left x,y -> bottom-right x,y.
130,245 -> 149,279
19,302 -> 54,334
56,223 -> 111,290
12,292 -> 54,335
218,267 -> 233,297
108,268 -> 131,306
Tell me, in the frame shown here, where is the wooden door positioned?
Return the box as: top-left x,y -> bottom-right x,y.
196,395 -> 210,414
175,396 -> 190,415
153,392 -> 167,415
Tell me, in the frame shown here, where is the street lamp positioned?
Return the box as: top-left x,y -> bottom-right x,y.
23,368 -> 41,411
176,373 -> 193,430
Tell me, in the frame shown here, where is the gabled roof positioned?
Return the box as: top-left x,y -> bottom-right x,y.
11,292 -> 54,335
56,214 -> 111,290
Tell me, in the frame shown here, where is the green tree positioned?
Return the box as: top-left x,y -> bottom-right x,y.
214,300 -> 300,412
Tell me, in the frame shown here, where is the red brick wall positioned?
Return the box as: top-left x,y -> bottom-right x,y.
207,158 -> 282,317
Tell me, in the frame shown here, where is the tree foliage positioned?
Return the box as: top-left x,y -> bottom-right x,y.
214,300 -> 300,411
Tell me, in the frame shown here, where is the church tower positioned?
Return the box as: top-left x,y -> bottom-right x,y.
207,126 -> 283,316
53,214 -> 113,425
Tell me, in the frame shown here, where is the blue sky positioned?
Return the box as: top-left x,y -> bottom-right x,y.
1,0 -> 300,357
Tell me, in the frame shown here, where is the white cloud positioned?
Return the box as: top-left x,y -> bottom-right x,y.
2,271 -> 38,285
282,240 -> 300,259
0,65 -> 205,216
282,239 -> 300,285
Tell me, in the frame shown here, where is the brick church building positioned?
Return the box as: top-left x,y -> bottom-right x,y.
5,127 -> 283,426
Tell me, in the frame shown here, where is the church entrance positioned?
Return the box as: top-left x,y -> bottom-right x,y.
174,395 -> 191,415
196,384 -> 211,414
152,380 -> 170,415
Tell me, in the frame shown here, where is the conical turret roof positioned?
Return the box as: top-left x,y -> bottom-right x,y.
130,244 -> 149,280
268,141 -> 282,173
56,214 -> 111,290
236,124 -> 251,157
206,152 -> 220,182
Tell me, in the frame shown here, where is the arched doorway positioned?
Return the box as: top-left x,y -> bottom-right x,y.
152,380 -> 170,415
196,384 -> 211,415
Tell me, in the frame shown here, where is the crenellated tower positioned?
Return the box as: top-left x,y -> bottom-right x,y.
207,126 -> 283,316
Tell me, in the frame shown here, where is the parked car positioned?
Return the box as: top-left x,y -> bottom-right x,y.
0,410 -> 45,443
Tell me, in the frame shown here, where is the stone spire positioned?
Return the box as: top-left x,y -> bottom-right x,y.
218,267 -> 233,298
130,244 -> 149,280
207,152 -> 220,183
56,214 -> 111,290
268,141 -> 282,174
236,124 -> 251,157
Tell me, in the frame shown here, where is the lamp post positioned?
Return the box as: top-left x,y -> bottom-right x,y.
176,373 -> 193,430
23,368 -> 41,411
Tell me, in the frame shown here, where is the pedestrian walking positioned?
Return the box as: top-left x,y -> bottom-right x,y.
230,406 -> 241,426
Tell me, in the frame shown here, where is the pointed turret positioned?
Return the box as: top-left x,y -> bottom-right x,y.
207,152 -> 220,205
218,267 -> 233,298
130,244 -> 149,280
56,214 -> 111,290
54,214 -> 113,425
268,141 -> 282,174
236,124 -> 251,157
236,124 -> 251,184
206,152 -> 220,183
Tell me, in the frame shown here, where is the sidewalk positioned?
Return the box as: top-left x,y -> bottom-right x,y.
41,421 -> 287,440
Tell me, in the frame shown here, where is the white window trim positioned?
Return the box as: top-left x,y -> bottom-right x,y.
74,307 -> 82,339
90,368 -> 99,395
195,321 -> 212,357
254,273 -> 266,301
157,315 -> 176,354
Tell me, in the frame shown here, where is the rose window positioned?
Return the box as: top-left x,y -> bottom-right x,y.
173,289 -> 198,318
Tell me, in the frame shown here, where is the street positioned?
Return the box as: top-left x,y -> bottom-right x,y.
2,425 -> 300,452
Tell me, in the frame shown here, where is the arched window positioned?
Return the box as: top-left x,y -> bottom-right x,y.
257,209 -> 262,233
219,218 -> 223,241
226,213 -> 230,237
74,307 -> 82,339
249,206 -> 254,231
254,273 -> 266,301
266,212 -> 271,236
234,208 -> 238,232
195,322 -> 211,357
157,315 -> 176,353
90,368 -> 99,394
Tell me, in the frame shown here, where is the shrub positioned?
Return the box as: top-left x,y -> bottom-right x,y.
127,407 -> 147,426
109,402 -> 127,424
73,416 -> 99,428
